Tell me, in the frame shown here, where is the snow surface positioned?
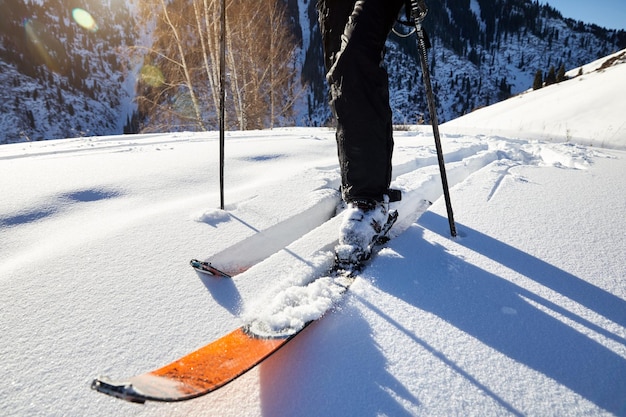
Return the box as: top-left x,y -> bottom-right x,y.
443,49 -> 626,149
1,52 -> 626,416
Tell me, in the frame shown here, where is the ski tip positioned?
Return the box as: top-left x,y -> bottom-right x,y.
190,259 -> 206,271
190,259 -> 232,278
91,377 -> 146,404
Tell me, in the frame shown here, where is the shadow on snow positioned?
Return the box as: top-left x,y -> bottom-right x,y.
373,211 -> 626,415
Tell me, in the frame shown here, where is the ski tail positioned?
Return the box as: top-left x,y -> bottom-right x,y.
91,378 -> 146,404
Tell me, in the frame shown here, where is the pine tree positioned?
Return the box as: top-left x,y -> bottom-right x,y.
497,77 -> 510,100
533,69 -> 543,90
556,64 -> 567,83
544,66 -> 557,86
26,110 -> 35,129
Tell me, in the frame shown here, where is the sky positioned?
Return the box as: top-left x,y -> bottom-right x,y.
541,0 -> 626,31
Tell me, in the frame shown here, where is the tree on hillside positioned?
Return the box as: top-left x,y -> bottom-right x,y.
134,0 -> 299,132
556,63 -> 567,83
532,69 -> 543,90
226,0 -> 300,129
544,65 -> 557,86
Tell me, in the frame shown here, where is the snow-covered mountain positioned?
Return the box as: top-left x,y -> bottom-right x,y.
1,48 -> 625,416
296,0 -> 625,125
0,0 -> 137,143
1,0 -> 624,143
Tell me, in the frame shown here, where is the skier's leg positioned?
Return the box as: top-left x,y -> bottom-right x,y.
318,0 -> 404,262
317,0 -> 355,72
319,0 -> 404,203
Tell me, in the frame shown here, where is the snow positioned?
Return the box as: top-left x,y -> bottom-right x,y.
443,49 -> 626,149
1,52 -> 626,416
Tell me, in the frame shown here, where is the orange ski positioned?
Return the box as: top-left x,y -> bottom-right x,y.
91,327 -> 299,402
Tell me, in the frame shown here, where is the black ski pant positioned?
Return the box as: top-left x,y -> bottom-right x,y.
317,0 -> 404,203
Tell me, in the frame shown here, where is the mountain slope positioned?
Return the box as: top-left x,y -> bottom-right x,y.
0,0 -> 137,143
298,0 -> 625,125
1,0 -> 624,142
443,48 -> 626,149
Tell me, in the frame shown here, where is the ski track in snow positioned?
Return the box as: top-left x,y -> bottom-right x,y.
237,137 -> 620,338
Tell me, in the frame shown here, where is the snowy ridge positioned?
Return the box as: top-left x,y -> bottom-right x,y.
1,52 -> 626,416
443,48 -> 626,149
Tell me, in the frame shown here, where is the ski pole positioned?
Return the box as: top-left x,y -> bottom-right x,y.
410,0 -> 457,237
219,0 -> 226,210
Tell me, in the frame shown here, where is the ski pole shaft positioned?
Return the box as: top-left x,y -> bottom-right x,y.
219,0 -> 226,210
411,1 -> 457,237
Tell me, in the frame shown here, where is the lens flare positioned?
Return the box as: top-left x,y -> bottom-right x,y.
140,65 -> 165,87
72,8 -> 98,32
23,18 -> 63,73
